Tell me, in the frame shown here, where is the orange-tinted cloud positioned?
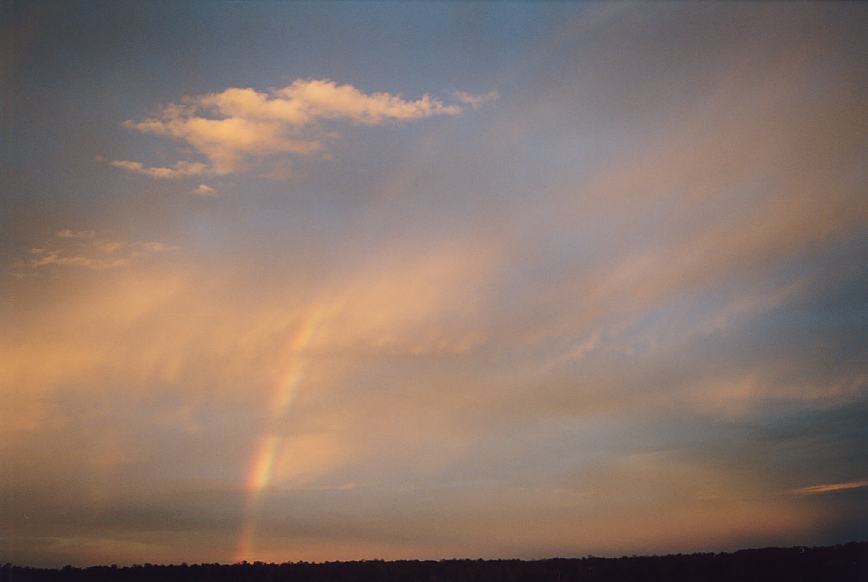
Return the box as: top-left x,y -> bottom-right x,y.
789,480 -> 868,496
21,230 -> 175,273
108,159 -> 208,179
120,79 -> 467,175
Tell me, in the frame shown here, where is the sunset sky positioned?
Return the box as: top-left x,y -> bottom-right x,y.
2,1 -> 868,568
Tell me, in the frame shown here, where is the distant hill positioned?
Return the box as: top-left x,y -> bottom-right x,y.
4,542 -> 867,581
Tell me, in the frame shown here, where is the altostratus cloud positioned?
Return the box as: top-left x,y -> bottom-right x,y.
109,79 -> 494,177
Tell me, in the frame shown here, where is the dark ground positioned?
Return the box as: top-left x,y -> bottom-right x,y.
3,542 -> 867,581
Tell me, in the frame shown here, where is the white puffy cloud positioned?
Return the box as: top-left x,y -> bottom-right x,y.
119,79 -> 468,175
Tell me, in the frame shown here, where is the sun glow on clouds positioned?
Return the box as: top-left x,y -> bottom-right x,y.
110,79 -> 482,178
3,1 -> 868,568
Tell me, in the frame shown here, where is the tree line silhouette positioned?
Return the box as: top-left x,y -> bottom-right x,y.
3,542 -> 866,581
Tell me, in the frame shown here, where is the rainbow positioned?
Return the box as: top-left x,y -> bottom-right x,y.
234,311 -> 323,563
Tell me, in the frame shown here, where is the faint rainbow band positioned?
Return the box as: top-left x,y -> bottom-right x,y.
234,311 -> 323,562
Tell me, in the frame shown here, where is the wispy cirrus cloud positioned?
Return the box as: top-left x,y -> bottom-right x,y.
112,79 -> 490,177
108,159 -> 208,179
55,229 -> 96,240
24,230 -> 176,272
453,90 -> 499,109
789,479 -> 868,496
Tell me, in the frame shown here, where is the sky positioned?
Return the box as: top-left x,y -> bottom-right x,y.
1,0 -> 868,568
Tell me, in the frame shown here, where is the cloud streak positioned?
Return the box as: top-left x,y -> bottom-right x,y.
23,230 -> 176,272
789,480 -> 868,496
108,159 -> 208,179
192,184 -> 218,197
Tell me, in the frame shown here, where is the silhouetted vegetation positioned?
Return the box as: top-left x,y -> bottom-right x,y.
3,542 -> 866,581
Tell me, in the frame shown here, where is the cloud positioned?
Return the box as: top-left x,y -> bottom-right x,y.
108,159 -> 208,179
120,79 -> 466,175
5,3 -> 868,566
789,479 -> 868,496
452,90 -> 499,109
206,80 -> 462,126
23,230 -> 176,272
192,183 -> 219,197
2,239 -> 823,564
55,229 -> 96,239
